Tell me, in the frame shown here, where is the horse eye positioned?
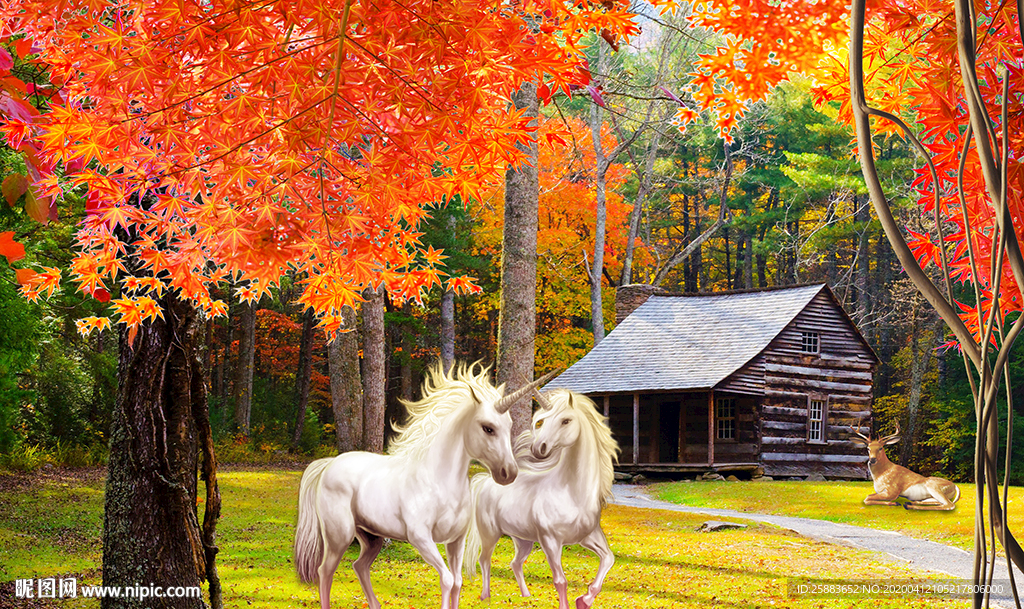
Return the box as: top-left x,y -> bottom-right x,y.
482,425 -> 494,435
535,420 -> 543,429
562,419 -> 570,425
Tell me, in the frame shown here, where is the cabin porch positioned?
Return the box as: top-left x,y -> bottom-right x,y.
594,390 -> 760,472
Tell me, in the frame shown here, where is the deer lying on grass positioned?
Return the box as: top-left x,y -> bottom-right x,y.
850,424 -> 960,511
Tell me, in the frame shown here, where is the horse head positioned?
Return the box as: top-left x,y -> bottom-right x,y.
462,371 -> 557,485
529,388 -> 584,460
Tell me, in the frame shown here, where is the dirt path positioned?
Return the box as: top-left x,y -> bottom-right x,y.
613,484 -> 1023,608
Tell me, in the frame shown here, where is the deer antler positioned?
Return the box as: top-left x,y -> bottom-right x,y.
879,422 -> 901,444
852,424 -> 871,442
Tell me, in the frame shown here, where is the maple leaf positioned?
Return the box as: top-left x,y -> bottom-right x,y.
672,106 -> 699,127
422,245 -> 447,266
76,316 -> 113,336
236,284 -> 259,304
15,267 -> 38,285
2,174 -> 28,206
0,231 -> 25,263
447,274 -> 483,295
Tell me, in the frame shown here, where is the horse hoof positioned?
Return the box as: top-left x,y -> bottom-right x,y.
479,593 -> 489,601
575,597 -> 591,609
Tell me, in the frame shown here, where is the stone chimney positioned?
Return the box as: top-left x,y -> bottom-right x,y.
615,284 -> 669,325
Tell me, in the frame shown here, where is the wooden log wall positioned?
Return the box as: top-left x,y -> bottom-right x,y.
681,394 -> 708,463
607,394 -> 634,464
757,291 -> 875,478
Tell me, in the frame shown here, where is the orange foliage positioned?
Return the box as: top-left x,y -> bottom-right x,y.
0,0 -> 652,337
679,0 -> 848,143
473,115 -> 648,368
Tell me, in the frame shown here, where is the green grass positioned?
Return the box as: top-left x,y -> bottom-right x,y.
651,479 -> 1024,553
0,469 -> 973,608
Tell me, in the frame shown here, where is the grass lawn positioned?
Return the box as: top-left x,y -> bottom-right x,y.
650,479 -> 1024,553
0,467 -> 973,608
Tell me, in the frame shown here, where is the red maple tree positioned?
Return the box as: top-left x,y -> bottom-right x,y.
0,0 -> 653,340
678,0 -> 1023,585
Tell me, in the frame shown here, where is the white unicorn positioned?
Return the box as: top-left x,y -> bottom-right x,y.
295,363 -> 553,609
465,389 -> 619,609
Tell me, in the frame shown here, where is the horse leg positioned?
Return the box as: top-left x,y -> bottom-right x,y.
352,530 -> 385,609
317,506 -> 356,609
409,531 -> 455,609
510,537 -> 534,597
538,535 -> 570,609
445,538 -> 465,609
478,535 -> 494,600
575,527 -> 614,609
477,515 -> 502,600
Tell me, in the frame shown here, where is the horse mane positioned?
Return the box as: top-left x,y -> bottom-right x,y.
387,361 -> 499,462
518,389 -> 620,502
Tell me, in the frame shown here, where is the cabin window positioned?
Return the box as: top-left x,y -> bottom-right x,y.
716,397 -> 736,440
800,331 -> 820,354
808,397 -> 827,443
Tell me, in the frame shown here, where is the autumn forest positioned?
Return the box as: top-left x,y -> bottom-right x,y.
0,4 -> 1005,482
0,0 -> 1023,606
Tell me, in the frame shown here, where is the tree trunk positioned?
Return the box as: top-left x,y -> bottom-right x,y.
586,42 -> 644,344
900,303 -> 940,467
619,124 -> 661,286
855,195 -> 871,329
440,289 -> 455,373
589,99 -> 609,346
496,80 -> 540,437
399,303 -> 413,402
361,287 -> 386,453
221,295 -> 235,408
440,212 -> 457,373
193,325 -> 223,609
290,308 -> 315,450
743,233 -> 753,289
234,301 -> 255,436
723,224 -> 732,289
103,295 -> 218,609
330,305 -> 363,452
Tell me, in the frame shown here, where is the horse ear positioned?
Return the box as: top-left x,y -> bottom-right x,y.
468,384 -> 483,404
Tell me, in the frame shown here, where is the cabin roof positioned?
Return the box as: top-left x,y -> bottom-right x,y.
547,283 -> 870,394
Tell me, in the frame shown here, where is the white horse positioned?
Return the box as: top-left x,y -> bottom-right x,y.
295,363 -> 552,609
465,389 -> 619,609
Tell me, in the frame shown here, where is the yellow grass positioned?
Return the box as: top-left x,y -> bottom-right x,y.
0,469 -> 976,608
652,479 -> 1024,553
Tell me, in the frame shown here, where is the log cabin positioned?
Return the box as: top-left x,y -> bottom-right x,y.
545,283 -> 877,479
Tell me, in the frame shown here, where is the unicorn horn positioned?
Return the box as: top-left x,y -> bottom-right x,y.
494,370 -> 559,414
533,389 -> 555,411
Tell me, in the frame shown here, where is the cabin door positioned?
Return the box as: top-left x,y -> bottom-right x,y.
658,401 -> 681,463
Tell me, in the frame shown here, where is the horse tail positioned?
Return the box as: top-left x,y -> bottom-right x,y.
295,457 -> 333,583
951,483 -> 961,504
464,472 -> 490,578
